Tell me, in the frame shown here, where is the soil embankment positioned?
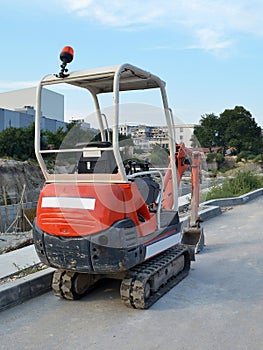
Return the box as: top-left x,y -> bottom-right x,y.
0,159 -> 44,204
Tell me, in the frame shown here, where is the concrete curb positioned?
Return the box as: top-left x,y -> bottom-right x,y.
0,268 -> 54,312
199,205 -> 222,220
202,188 -> 263,207
0,187 -> 262,312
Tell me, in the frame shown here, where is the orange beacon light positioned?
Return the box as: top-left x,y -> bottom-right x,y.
57,46 -> 74,78
60,46 -> 74,64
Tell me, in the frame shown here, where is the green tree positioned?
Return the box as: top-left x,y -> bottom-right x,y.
0,122 -> 77,161
193,113 -> 220,151
219,106 -> 261,154
0,127 -> 18,158
20,122 -> 35,159
44,127 -> 67,149
0,124 -> 35,160
193,106 -> 262,155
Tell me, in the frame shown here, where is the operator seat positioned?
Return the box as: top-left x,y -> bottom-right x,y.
76,141 -> 118,174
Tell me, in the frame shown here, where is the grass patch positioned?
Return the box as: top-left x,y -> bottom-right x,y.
204,171 -> 263,201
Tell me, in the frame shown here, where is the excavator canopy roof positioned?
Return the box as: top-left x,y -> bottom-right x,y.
40,63 -> 166,94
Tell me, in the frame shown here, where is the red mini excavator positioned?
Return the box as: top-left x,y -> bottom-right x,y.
33,46 -> 204,309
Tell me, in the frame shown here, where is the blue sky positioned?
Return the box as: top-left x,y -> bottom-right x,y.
0,0 -> 263,127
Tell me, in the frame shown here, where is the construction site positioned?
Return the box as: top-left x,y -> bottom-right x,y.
0,45 -> 262,350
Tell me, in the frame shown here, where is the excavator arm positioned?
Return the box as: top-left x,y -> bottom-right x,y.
162,143 -> 204,259
181,149 -> 204,259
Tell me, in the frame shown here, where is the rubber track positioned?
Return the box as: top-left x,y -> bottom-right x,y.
52,270 -> 103,300
120,245 -> 190,309
52,270 -> 79,300
52,270 -> 65,298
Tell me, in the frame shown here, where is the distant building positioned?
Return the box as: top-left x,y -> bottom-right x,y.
0,87 -> 67,132
119,123 -> 196,150
175,124 -> 196,148
0,107 -> 66,133
149,126 -> 169,148
119,124 -> 135,136
131,125 -> 152,139
0,87 -> 64,121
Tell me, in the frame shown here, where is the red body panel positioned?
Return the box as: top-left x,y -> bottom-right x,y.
37,182 -> 157,237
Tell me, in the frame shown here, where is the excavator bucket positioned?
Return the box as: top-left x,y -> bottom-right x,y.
181,226 -> 204,260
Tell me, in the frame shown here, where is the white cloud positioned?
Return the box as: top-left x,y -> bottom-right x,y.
62,0 -> 165,27
60,0 -> 263,32
58,0 -> 263,52
192,28 -> 232,52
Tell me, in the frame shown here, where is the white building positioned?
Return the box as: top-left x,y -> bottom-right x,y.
175,124 -> 196,148
119,124 -> 133,136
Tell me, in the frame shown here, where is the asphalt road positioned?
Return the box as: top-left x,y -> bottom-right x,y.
1,196 -> 263,350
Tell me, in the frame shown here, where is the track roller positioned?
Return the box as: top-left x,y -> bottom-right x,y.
52,270 -> 101,300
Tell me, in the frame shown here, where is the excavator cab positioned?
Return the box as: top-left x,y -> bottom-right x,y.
33,47 -> 203,308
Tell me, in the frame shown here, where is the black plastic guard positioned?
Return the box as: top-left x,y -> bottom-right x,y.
33,218 -> 146,273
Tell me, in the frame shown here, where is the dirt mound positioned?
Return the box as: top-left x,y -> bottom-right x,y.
222,162 -> 262,177
0,159 -> 44,204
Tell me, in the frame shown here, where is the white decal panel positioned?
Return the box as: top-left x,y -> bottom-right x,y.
145,233 -> 181,260
41,197 -> 96,210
